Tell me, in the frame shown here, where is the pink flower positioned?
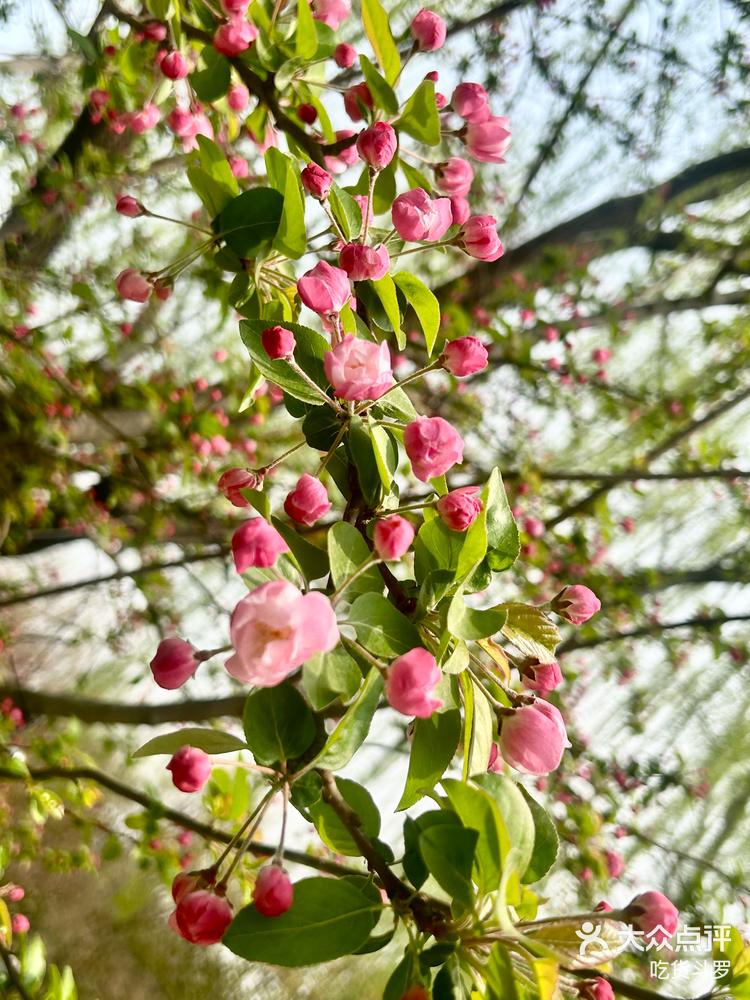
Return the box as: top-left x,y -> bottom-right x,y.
374,515 -> 415,560
11,914 -> 30,934
116,195 -> 144,217
90,89 -> 110,109
487,743 -> 503,772
160,50 -> 189,79
167,746 -> 212,792
253,866 -> 294,917
222,0 -> 249,12
520,659 -> 562,695
144,21 -> 168,40
404,416 -> 464,482
214,16 -> 258,55
458,215 -> 504,261
227,84 -> 249,110
356,122 -> 397,171
334,43 -> 357,68
301,162 -> 333,200
443,336 -> 488,376
150,637 -> 199,689
312,0 -> 351,29
452,82 -> 490,123
297,261 -> 351,316
7,886 -> 24,902
386,648 -> 443,718
128,102 -> 161,133
464,115 -> 512,163
325,129 -> 358,174
523,516 -> 545,538
624,892 -> 679,945
592,347 -> 612,364
261,324 -> 296,359
226,580 -> 339,685
551,585 -> 601,625
324,334 -> 394,401
436,486 -> 483,531
338,243 -> 390,281
343,82 -> 373,122
218,467 -> 261,506
392,188 -> 453,242
174,889 -> 233,945
605,850 -> 624,878
229,154 -> 248,178
499,700 -> 570,774
116,268 -> 151,302
434,157 -> 474,196
410,9 -> 446,50
284,474 -> 332,525
450,196 -> 470,225
232,518 -> 288,572
581,979 -> 615,1000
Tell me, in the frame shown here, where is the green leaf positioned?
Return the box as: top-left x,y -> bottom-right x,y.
240,319 -> 330,405
401,157 -> 434,193
397,709 -> 461,810
215,187 -> 284,258
191,47 -> 231,103
500,604 -> 561,663
447,592 -> 507,640
309,668 -> 384,770
474,772 -> 535,881
348,593 -> 421,657
398,79 -> 440,145
310,777 -> 380,855
520,787 -> 559,884
132,728 -> 246,758
484,468 -> 520,571
361,0 -> 400,85
467,678 -> 494,777
223,876 -> 381,965
370,275 -> 404,347
372,385 -> 417,422
359,54 -> 399,116
393,272 -> 440,356
348,414 -> 384,507
370,424 -> 399,491
188,135 -> 240,215
442,779 -> 503,894
265,148 -> 307,259
303,646 -> 362,711
328,521 -> 383,598
419,823 -> 478,910
242,683 -> 316,764
295,0 -> 318,58
486,944 -> 519,1000
329,182 -> 362,241
271,517 -> 330,583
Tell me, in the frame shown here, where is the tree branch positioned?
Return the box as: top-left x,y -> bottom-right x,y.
559,614 -> 750,654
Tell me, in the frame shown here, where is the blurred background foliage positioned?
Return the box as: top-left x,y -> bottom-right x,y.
1,0 -> 749,996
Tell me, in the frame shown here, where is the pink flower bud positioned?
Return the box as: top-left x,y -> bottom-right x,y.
452,82 -> 490,123
343,82 -> 373,122
386,648 -> 443,718
458,215 -> 504,261
436,486 -> 482,531
226,580 -> 339,685
174,889 -> 233,945
144,21 -> 167,41
449,196 -> 470,225
338,242 -> 390,281
297,103 -> 318,124
253,865 -> 294,916
523,516 -> 545,538
624,891 -> 679,945
500,700 -> 570,774
227,84 -> 250,110
404,416 -> 464,482
284,474 -> 332,525
324,129 -> 359,174
334,43 -> 357,68
442,336 -> 488,376
434,157 -> 474,196
374,515 -> 415,561
11,914 -> 30,934
229,154 -> 248,178
261,324 -> 296,359
464,115 -> 512,163
592,347 -> 612,364
581,978 -> 615,1000
116,268 -> 151,302
172,871 -> 206,903
222,0 -> 249,13
297,261 -> 351,316
356,122 -> 397,170
605,850 -> 624,878
7,886 -> 24,902
128,102 -> 160,134
551,585 -> 601,625
312,0 -> 351,29
116,194 -> 144,217
324,334 -> 394,400
301,162 -> 333,200
487,743 -> 503,772
232,517 -> 289,571
410,8 -> 446,50
160,50 -> 189,80
214,17 -> 258,56
167,746 -> 212,792
392,188 -> 453,242
218,467 -> 261,506
90,89 -> 110,109
520,659 -> 562,695
150,637 -> 199,689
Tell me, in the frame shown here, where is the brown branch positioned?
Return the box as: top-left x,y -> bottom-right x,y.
558,613 -> 750,654
0,763 -> 360,878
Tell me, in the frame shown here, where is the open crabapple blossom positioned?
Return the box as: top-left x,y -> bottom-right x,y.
324,334 -> 394,400
213,17 -> 258,56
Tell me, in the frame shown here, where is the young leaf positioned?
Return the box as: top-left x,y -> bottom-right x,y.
329,182 -> 362,241
223,876 -> 381,965
133,728 -> 246,758
359,54 -> 399,116
369,423 -> 399,491
403,810 -> 462,890
500,604 -> 561,663
265,148 -> 307,259
215,187 -> 284,258
328,521 -> 383,597
309,667 -> 384,770
398,79 -> 441,146
447,591 -> 507,640
370,275 -> 405,347
303,646 -> 363,711
295,0 -> 318,58
484,468 -> 520,571
393,272 -> 440,356
242,683 -> 316,764
361,0 -> 400,85
397,709 -> 461,810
